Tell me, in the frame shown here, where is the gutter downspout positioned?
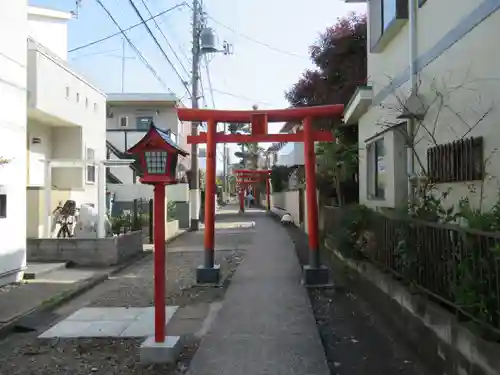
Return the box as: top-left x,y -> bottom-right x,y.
408,0 -> 417,205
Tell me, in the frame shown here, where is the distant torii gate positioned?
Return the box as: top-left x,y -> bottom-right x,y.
178,105 -> 342,285
234,169 -> 271,211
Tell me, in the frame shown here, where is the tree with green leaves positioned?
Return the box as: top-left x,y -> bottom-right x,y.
285,13 -> 366,204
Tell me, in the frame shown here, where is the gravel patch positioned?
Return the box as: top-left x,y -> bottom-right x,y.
281,220 -> 433,375
0,282 -> 23,295
0,248 -> 245,375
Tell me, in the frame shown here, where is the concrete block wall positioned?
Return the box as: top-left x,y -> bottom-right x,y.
27,230 -> 143,267
166,220 -> 179,240
172,202 -> 189,229
271,190 -> 300,226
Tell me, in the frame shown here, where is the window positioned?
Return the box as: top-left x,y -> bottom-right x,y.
367,138 -> 386,199
76,92 -> 80,103
136,116 -> 154,130
369,0 -> 408,53
0,194 -> 6,218
427,137 -> 483,183
382,0 -> 396,29
119,116 -> 128,127
94,103 -> 98,113
85,97 -> 89,108
65,86 -> 70,99
86,148 -> 96,184
145,151 -> 168,174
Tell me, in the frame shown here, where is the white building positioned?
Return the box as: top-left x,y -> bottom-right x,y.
26,6 -> 107,238
266,122 -> 305,168
344,0 -> 500,211
0,3 -> 108,286
0,0 -> 28,285
106,93 -> 192,204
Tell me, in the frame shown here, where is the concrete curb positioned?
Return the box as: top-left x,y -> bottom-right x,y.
0,230 -> 189,339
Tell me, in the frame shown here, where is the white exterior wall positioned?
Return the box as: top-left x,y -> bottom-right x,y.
0,0 -> 28,285
107,105 -> 179,133
359,0 -> 500,211
27,6 -> 71,61
108,183 -> 190,202
277,143 -> 305,167
25,8 -> 107,237
28,40 -> 106,130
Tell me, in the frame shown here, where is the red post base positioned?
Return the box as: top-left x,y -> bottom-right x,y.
153,184 -> 166,342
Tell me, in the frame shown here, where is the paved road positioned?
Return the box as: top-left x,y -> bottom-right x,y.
188,207 -> 330,375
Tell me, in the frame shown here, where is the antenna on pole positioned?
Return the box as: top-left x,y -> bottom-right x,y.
71,0 -> 83,18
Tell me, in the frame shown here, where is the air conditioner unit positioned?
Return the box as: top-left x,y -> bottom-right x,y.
119,116 -> 128,127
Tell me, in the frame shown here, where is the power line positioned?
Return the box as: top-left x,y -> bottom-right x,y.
95,0 -> 171,91
210,88 -> 275,106
126,0 -> 192,98
186,4 -> 308,60
70,2 -> 187,53
210,16 -> 308,59
70,48 -> 122,60
138,0 -> 191,78
203,55 -> 216,108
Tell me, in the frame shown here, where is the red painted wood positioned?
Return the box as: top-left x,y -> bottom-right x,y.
153,184 -> 166,342
204,119 -> 216,256
187,131 -> 334,145
177,104 -> 343,122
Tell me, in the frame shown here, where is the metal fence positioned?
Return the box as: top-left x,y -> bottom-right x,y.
323,206 -> 500,334
110,198 -> 153,243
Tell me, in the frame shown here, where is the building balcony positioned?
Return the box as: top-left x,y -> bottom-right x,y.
343,86 -> 373,125
27,38 -> 105,128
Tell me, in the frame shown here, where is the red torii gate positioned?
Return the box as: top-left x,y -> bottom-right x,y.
178,104 -> 342,285
234,169 -> 271,212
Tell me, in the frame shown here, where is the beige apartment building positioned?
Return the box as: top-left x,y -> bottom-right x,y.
344,0 -> 500,210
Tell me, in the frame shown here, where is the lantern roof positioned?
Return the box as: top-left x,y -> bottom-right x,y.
127,123 -> 189,156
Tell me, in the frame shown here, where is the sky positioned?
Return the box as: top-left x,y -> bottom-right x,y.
30,0 -> 366,167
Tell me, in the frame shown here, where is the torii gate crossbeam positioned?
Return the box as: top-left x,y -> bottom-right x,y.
178,104 -> 343,286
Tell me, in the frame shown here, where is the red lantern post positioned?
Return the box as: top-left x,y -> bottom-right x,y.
127,124 -> 188,343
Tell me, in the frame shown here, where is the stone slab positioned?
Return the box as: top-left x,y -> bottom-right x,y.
39,306 -> 178,338
140,335 -> 181,364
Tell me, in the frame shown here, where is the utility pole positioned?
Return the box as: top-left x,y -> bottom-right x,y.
189,0 -> 201,230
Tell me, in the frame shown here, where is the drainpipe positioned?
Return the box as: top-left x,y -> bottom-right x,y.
408,0 -> 417,205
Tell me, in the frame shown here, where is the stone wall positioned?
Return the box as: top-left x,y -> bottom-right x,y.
27,231 -> 143,267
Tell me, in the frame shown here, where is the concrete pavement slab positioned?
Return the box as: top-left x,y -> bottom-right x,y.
39,306 -> 178,338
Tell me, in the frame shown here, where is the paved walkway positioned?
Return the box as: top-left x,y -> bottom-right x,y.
188,208 -> 329,375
